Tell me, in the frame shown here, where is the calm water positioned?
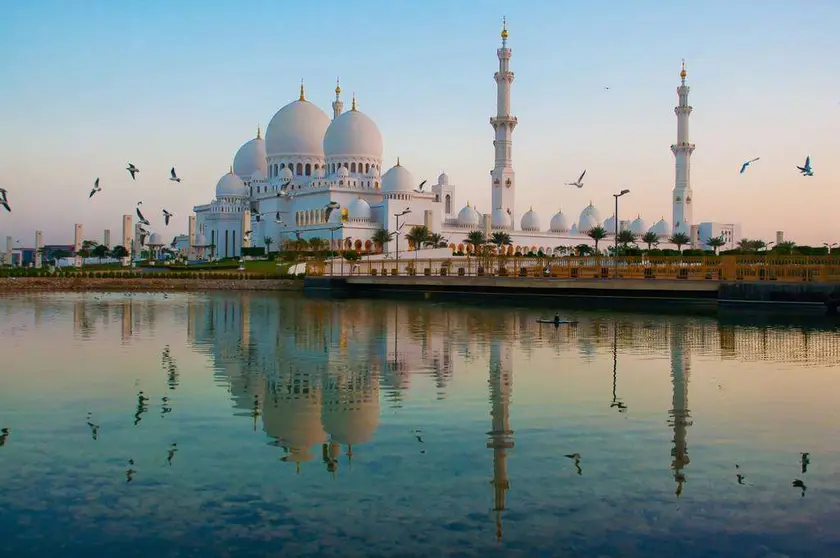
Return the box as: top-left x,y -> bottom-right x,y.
1,293 -> 839,557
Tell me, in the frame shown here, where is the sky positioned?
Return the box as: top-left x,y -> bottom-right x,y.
1,0 -> 839,247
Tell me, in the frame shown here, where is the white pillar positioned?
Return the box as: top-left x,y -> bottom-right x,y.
5,236 -> 11,266
241,210 -> 251,256
188,215 -> 196,260
74,224 -> 83,267
34,230 -> 43,268
121,214 -> 132,266
103,229 -> 111,249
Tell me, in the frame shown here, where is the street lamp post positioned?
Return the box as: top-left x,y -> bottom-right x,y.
394,208 -> 411,274
612,189 -> 630,276
824,242 -> 838,255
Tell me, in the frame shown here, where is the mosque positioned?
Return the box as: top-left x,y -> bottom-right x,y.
189,22 -> 740,258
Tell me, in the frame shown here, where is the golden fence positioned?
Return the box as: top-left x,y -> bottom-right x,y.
306,255 -> 840,283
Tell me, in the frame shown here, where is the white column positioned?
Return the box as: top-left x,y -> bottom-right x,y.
490,20 -> 518,224
73,224 -> 83,267
34,230 -> 43,268
188,215 -> 196,260
671,61 -> 695,238
5,236 -> 11,266
103,229 -> 111,249
121,215 -> 132,266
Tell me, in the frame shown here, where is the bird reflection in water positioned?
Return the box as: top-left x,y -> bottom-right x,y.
801,452 -> 810,474
126,459 -> 136,483
85,412 -> 100,440
161,345 -> 179,390
134,391 -> 150,426
166,443 -> 178,466
564,453 -> 583,476
792,479 -> 807,497
0,427 -> 9,447
161,397 -> 172,416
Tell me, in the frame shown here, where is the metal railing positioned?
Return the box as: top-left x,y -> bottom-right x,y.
306,255 -> 840,283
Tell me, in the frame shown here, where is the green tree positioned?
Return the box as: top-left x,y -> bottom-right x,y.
77,240 -> 98,265
91,244 -> 109,263
586,226 -> 608,254
425,232 -> 448,249
404,225 -> 430,257
110,245 -> 129,260
263,236 -> 273,254
616,230 -> 637,251
50,248 -> 71,265
705,235 -> 726,255
372,228 -> 393,254
464,230 -> 487,255
575,244 -> 593,256
490,231 -> 512,252
773,240 -> 797,255
308,237 -> 327,256
641,231 -> 660,251
737,238 -> 754,252
668,232 -> 691,253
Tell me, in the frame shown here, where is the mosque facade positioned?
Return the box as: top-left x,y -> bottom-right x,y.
191,22 -> 739,259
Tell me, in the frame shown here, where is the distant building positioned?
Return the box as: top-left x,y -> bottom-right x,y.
694,223 -> 741,251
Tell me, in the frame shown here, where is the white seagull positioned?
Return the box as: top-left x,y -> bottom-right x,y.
136,202 -> 150,226
162,209 -> 174,226
89,177 -> 102,198
565,170 -> 586,188
797,156 -> 814,176
739,158 -> 760,174
324,201 -> 340,221
416,180 -> 427,192
0,188 -> 10,212
126,163 -> 139,180
169,167 -> 181,183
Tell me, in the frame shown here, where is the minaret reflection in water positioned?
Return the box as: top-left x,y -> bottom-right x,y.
669,322 -> 693,498
487,337 -> 514,542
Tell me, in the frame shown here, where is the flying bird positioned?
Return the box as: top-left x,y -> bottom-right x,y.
138,226 -> 150,246
169,167 -> 181,183
89,178 -> 102,198
565,170 -> 586,188
796,156 -> 813,176
162,209 -> 174,226
126,163 -> 139,180
739,157 -> 760,174
604,86 -> 610,91
416,180 -> 427,192
0,188 -> 10,212
324,201 -> 340,221
136,203 -> 150,226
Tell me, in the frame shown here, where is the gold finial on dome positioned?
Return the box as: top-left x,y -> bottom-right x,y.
396,157 -> 401,166
229,165 -> 233,174
467,200 -> 470,207
299,79 -> 306,101
351,93 -> 357,111
680,59 -> 687,80
501,16 -> 508,40
256,125 -> 261,139
335,77 -> 341,95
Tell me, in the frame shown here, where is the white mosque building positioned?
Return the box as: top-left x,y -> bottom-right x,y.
190,22 -> 740,258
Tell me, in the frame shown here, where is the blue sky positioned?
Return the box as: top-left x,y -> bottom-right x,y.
1,0 -> 839,245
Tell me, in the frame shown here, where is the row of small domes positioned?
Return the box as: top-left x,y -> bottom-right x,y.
457,203 -> 672,236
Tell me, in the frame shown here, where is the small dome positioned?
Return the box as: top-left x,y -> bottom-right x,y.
491,207 -> 511,229
324,105 -> 383,160
250,169 -> 265,181
321,372 -> 380,446
216,170 -> 247,198
262,386 -> 327,464
579,202 -> 602,226
549,209 -> 569,233
570,224 -> 579,235
520,207 -> 541,231
649,218 -> 671,237
603,215 -> 617,234
458,203 -> 481,227
195,233 -> 208,247
347,197 -> 371,221
438,172 -> 449,185
147,232 -> 163,246
265,98 -> 331,157
381,161 -> 415,193
337,166 -> 350,178
279,167 -> 294,182
630,215 -> 647,235
578,213 -> 598,233
233,131 -> 267,178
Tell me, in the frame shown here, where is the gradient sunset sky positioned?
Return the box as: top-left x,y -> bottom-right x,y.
1,0 -> 838,246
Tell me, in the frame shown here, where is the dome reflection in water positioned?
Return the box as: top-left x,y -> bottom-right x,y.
0,292 -> 839,557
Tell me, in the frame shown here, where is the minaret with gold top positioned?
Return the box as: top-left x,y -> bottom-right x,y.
490,18 -> 518,224
332,78 -> 343,120
671,60 -> 695,237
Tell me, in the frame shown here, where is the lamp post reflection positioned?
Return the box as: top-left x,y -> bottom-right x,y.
610,325 -> 627,413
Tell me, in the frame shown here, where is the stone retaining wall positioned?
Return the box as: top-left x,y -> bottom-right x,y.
0,277 -> 304,292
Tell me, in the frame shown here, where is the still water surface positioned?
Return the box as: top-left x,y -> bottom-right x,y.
0,292 -> 839,557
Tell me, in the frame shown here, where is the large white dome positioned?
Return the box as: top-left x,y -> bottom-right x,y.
458,203 -> 481,227
233,129 -> 267,178
346,196 -> 371,221
579,202 -> 602,225
630,216 -> 647,235
578,213 -> 598,233
603,215 -> 617,234
147,232 -> 163,246
491,207 -> 510,229
262,382 -> 326,464
649,218 -> 671,237
265,98 -> 331,157
550,209 -> 569,233
216,170 -> 247,198
381,161 -> 415,193
520,207 -> 541,231
324,105 -> 383,160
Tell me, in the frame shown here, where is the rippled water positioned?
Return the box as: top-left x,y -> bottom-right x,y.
0,292 -> 839,557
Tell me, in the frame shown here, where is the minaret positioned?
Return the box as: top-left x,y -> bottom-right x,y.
671,60 -> 695,238
487,338 -> 514,541
332,78 -> 343,119
669,322 -> 692,498
490,18 -> 517,222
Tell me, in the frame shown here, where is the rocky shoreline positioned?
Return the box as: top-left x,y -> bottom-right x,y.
0,277 -> 304,292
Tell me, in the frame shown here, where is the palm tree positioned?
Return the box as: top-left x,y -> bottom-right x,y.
464,230 -> 487,254
575,244 -> 593,256
641,231 -> 660,251
308,237 -> 327,256
774,240 -> 796,255
737,238 -> 754,252
404,225 -> 430,258
616,230 -> 637,251
705,235 -> 726,255
587,226 -> 608,254
371,228 -> 392,254
751,239 -> 767,252
263,236 -> 273,254
490,231 -> 512,253
425,232 -> 448,249
668,232 -> 691,253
